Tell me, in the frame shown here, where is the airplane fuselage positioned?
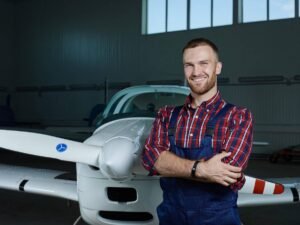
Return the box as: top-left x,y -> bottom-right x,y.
78,117 -> 162,225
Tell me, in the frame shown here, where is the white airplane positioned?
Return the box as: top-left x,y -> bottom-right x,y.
0,85 -> 299,225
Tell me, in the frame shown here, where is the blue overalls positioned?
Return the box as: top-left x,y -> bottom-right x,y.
157,104 -> 241,225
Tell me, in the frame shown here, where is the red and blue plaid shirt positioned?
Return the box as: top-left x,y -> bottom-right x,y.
142,91 -> 253,190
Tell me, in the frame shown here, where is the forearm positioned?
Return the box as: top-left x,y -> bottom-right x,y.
154,151 -> 194,178
154,151 -> 242,186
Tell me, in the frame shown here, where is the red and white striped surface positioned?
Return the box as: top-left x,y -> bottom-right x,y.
241,176 -> 284,194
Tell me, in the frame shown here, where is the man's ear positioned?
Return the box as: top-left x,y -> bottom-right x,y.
216,62 -> 222,75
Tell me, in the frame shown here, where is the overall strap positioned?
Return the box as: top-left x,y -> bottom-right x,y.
168,106 -> 182,148
205,103 -> 234,136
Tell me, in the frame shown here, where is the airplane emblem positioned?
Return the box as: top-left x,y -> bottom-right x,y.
56,143 -> 68,152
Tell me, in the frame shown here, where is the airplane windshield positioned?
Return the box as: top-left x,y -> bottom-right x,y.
98,92 -> 187,125
120,92 -> 187,113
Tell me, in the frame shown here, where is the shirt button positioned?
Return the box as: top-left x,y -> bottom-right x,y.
189,133 -> 193,137
195,115 -> 198,118
206,109 -> 210,112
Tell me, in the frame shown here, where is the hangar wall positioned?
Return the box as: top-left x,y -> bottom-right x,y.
0,0 -> 14,103
3,0 -> 300,152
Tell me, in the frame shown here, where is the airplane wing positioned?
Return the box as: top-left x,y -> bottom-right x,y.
0,129 -> 299,209
0,163 -> 78,202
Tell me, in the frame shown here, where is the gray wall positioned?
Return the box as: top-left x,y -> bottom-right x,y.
0,0 -> 14,103
4,0 -> 300,152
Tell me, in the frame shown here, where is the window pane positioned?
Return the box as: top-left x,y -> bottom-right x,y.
269,0 -> 295,20
147,0 -> 166,34
167,0 -> 187,32
213,0 -> 233,26
190,0 -> 211,29
243,0 -> 267,23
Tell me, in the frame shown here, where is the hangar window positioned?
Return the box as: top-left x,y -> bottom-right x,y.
143,0 -> 298,35
143,0 -> 233,34
190,0 -> 233,29
189,0 -> 211,29
167,0 -> 187,32
243,0 -> 295,23
212,0 -> 233,27
243,0 -> 267,23
146,0 -> 166,34
269,0 -> 295,20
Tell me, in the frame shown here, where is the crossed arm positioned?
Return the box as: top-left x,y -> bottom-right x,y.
154,150 -> 242,186
142,106 -> 253,188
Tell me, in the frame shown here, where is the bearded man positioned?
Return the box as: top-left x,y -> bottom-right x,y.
142,38 -> 253,225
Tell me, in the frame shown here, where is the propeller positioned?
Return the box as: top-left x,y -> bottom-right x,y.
0,129 -> 141,180
0,130 -> 101,167
1,130 -> 277,185
241,175 -> 284,195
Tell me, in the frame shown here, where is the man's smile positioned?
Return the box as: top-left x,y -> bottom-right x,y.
190,75 -> 208,83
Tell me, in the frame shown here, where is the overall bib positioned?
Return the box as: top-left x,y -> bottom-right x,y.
157,104 -> 241,225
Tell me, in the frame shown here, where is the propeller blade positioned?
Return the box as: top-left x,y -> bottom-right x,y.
0,130 -> 100,166
240,175 -> 284,195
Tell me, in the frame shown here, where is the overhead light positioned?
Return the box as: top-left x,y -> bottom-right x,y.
146,80 -> 183,85
238,76 -> 285,84
69,84 -> 98,91
39,85 -> 66,92
217,77 -> 230,84
16,86 -> 39,92
293,75 -> 300,81
108,82 -> 131,89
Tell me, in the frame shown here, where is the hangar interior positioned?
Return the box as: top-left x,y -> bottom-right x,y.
0,0 -> 299,151
0,0 -> 299,225
1,0 -> 299,154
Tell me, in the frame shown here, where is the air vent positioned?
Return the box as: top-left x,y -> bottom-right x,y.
107,187 -> 137,202
55,172 -> 76,181
88,165 -> 100,171
99,211 -> 153,222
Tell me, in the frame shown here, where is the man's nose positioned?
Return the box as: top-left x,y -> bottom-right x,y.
192,65 -> 203,75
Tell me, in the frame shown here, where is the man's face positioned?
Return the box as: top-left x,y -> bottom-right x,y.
183,45 -> 222,98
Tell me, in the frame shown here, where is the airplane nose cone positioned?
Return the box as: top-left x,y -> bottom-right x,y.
100,137 -> 139,181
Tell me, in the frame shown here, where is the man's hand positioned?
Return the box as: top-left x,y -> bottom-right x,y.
196,151 -> 242,186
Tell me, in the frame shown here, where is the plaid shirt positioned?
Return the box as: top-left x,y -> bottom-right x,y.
142,91 -> 253,190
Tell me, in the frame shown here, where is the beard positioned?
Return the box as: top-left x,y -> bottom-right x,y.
187,74 -> 217,96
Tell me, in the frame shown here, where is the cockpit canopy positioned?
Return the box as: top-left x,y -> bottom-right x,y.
96,85 -> 189,126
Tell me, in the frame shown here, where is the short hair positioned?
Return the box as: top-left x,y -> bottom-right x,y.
182,37 -> 219,60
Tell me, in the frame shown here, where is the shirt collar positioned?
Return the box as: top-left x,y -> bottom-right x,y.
184,91 -> 222,110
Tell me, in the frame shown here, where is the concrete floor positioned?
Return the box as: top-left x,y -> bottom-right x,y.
0,152 -> 299,225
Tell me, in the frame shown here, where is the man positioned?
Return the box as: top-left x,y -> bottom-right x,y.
142,38 -> 253,225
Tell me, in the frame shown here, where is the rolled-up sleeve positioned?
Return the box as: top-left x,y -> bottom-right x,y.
142,106 -> 172,175
222,107 -> 254,190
